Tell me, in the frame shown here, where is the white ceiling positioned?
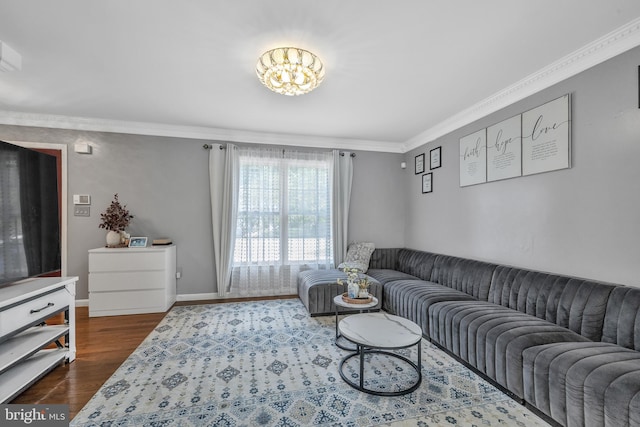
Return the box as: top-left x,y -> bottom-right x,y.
1,1 -> 639,152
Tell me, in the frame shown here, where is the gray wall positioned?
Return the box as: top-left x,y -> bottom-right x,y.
350,150 -> 406,248
0,126 -> 405,299
4,44 -> 637,298
405,45 -> 640,287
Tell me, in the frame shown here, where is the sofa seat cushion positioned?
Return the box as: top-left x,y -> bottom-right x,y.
366,268 -> 419,286
428,300 -> 589,399
297,269 -> 381,316
383,279 -> 477,338
523,342 -> 640,427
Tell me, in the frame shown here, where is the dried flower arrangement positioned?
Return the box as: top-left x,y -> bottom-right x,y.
98,194 -> 134,232
337,266 -> 371,297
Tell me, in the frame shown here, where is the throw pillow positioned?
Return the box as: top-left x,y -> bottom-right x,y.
338,242 -> 375,273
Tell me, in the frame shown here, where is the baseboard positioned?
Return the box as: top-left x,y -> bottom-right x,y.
78,293 -> 297,307
176,292 -> 218,302
78,294 -> 218,305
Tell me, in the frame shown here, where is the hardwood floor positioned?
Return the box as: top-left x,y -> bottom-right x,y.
12,295 -> 296,419
11,308 -> 166,418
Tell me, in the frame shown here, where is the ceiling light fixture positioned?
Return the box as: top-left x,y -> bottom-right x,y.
256,47 -> 325,96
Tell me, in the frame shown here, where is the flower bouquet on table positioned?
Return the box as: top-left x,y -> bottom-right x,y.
337,266 -> 371,299
99,193 -> 134,247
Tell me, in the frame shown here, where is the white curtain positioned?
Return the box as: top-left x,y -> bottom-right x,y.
209,144 -> 238,297
230,147 -> 333,296
331,150 -> 353,266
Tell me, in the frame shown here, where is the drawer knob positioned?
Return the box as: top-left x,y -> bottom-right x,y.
30,302 -> 54,314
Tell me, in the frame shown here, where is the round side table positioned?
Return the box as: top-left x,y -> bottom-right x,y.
332,294 -> 379,350
338,312 -> 422,396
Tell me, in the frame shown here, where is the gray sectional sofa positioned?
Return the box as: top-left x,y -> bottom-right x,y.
297,247 -> 640,427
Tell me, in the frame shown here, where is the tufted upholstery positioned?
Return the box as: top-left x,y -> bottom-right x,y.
297,269 -> 381,316
488,266 -> 615,342
297,248 -> 640,426
396,249 -> 438,281
601,286 -> 640,351
381,279 -> 476,336
368,247 -> 401,270
431,255 -> 496,300
429,300 -> 590,398
523,342 -> 640,427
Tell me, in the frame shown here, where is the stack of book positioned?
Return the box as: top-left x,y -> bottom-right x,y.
152,238 -> 172,246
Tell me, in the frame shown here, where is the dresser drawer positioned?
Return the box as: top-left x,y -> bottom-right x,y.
89,271 -> 166,292
89,251 -> 166,272
89,289 -> 169,316
0,288 -> 69,339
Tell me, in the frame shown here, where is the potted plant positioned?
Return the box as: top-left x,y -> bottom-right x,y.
99,194 -> 134,247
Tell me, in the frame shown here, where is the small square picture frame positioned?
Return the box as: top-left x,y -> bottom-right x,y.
430,146 -> 442,170
422,173 -> 433,193
415,153 -> 425,174
129,236 -> 148,248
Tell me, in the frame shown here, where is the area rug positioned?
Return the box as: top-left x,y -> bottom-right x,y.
71,299 -> 548,426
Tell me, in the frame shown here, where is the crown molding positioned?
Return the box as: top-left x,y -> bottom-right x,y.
2,17 -> 638,155
0,109 -> 403,153
403,16 -> 640,153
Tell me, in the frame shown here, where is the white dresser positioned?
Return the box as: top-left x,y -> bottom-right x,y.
88,245 -> 176,317
0,276 -> 77,403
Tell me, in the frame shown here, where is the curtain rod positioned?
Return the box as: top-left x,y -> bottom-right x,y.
202,144 -> 355,157
203,144 -> 224,150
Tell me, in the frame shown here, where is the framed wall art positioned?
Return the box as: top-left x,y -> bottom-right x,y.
522,94 -> 571,176
422,173 -> 432,193
415,153 -> 425,174
459,129 -> 487,187
430,146 -> 441,170
487,114 -> 522,182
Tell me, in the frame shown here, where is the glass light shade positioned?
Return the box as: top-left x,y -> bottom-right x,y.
256,47 -> 325,96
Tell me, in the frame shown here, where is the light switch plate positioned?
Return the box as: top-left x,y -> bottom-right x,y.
74,206 -> 90,217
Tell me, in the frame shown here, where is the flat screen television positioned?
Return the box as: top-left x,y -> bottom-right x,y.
0,140 -> 61,286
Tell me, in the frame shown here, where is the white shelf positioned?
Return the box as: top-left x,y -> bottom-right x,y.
0,349 -> 67,403
0,277 -> 77,402
0,325 -> 69,373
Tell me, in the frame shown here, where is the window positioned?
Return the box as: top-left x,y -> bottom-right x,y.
233,149 -> 332,268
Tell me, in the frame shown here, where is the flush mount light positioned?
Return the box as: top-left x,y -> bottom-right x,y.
256,47 -> 325,96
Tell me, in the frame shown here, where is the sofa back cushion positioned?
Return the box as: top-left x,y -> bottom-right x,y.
430,255 -> 496,300
396,249 -> 438,281
602,286 -> 640,350
489,266 -> 615,341
368,248 -> 401,270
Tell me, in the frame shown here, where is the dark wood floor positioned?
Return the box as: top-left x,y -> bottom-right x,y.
12,295 -> 297,419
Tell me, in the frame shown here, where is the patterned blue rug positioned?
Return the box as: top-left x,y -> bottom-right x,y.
71,299 -> 547,426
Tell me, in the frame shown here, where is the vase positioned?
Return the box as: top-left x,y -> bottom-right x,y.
358,288 -> 369,299
347,282 -> 359,299
106,230 -> 121,247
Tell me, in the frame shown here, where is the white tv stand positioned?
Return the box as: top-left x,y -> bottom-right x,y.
0,276 -> 77,403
